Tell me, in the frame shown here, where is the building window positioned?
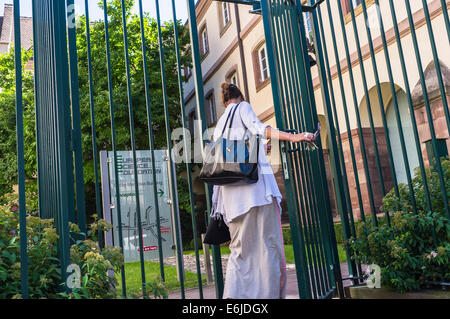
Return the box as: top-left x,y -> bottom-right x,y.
304,12 -> 313,43
199,25 -> 209,57
252,42 -> 271,91
258,46 -> 269,82
230,72 -> 238,86
218,2 -> 232,36
188,110 -> 197,136
205,90 -> 216,127
341,0 -> 365,16
183,66 -> 192,82
222,2 -> 230,26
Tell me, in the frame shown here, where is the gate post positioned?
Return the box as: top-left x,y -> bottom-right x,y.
33,0 -> 75,287
305,0 -> 358,292
186,0 -> 224,299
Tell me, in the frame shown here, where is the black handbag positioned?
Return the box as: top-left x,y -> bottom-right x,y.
203,214 -> 230,245
199,103 -> 260,186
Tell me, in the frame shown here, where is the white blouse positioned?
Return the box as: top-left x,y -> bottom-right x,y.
211,101 -> 282,224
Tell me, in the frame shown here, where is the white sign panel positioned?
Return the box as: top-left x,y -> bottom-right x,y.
108,150 -> 175,263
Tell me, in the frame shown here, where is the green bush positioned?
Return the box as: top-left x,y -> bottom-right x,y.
0,193 -> 127,299
347,159 -> 450,293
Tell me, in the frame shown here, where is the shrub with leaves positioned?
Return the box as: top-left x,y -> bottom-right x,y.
0,194 -> 128,299
347,159 -> 450,293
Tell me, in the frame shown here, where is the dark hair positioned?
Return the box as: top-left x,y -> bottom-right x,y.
221,82 -> 244,105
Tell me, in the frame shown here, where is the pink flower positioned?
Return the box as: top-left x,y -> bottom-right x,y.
11,206 -> 18,212
10,230 -> 16,236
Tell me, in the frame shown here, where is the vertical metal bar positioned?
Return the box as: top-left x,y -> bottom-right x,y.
155,0 -> 185,299
295,2 -> 341,296
307,0 -> 355,292
33,0 -> 74,290
186,0 -> 224,299
316,3 -> 361,285
336,0 -> 378,225
440,0 -> 450,44
419,0 -> 450,137
119,0 -> 147,296
67,0 -> 87,235
324,0 -> 366,225
102,0 -> 126,297
136,0 -> 165,282
402,0 -> 449,218
14,0 -> 29,299
275,1 -> 320,297
346,0 -> 387,212
84,0 -> 103,247
359,0 -> 403,224
383,0 -> 433,215
171,0 -> 204,298
289,4 -> 330,297
261,0 -> 312,299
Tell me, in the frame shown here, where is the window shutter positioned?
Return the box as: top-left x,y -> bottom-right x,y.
341,0 -> 351,15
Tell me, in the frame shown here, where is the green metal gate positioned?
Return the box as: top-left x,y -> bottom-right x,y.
260,0 -> 343,299
8,0 -> 449,299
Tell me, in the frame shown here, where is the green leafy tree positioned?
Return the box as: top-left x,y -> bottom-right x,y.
0,47 -> 35,197
0,0 -> 192,211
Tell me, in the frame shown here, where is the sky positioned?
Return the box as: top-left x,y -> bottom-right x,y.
0,0 -> 189,22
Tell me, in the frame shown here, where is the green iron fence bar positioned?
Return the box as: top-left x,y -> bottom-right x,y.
419,0 -> 450,138
84,0 -> 103,248
402,0 -> 450,219
136,0 -> 166,283
186,0 -> 225,299
271,0 -> 319,297
346,0 -> 387,210
261,0 -> 313,299
275,2 -> 323,297
278,0 -> 329,298
292,0 -> 338,297
155,0 -> 186,299
13,0 -> 29,299
295,3 -> 342,296
307,0 -> 358,290
335,0 -> 379,225
119,0 -> 148,296
32,0 -> 76,290
67,0 -> 87,236
315,2 -> 361,285
102,0 -> 127,297
323,0 -> 367,225
440,0 -> 450,44
285,2 -> 331,295
358,0 -> 402,223
383,0 -> 434,215
171,0 -> 204,298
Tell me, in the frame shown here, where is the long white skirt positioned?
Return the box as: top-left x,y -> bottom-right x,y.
223,199 -> 287,299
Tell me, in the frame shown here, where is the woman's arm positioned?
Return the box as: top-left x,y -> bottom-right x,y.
265,126 -> 313,143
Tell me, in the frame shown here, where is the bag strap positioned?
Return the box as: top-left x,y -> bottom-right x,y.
221,102 -> 241,137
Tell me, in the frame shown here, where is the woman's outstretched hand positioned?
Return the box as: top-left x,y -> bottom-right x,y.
289,132 -> 314,143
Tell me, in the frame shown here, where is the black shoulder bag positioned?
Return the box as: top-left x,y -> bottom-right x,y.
199,103 -> 260,186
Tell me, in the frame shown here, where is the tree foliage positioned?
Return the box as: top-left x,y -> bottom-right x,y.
0,0 -> 192,206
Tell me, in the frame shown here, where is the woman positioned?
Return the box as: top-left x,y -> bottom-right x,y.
211,83 -> 314,299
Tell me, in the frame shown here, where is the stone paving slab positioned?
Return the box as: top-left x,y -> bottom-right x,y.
166,253 -> 364,299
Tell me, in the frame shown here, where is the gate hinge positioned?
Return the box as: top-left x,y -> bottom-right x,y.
281,143 -> 290,180
299,0 -> 326,13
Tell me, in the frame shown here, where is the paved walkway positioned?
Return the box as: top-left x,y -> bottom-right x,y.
167,253 -> 366,299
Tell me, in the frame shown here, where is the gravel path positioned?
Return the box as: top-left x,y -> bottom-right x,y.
162,253 -> 295,276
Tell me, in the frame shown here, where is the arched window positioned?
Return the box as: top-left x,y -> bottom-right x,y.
386,90 -> 419,183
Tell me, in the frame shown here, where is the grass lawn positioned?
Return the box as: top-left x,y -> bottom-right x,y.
117,244 -> 347,297
185,243 -> 347,264
116,261 -> 206,297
